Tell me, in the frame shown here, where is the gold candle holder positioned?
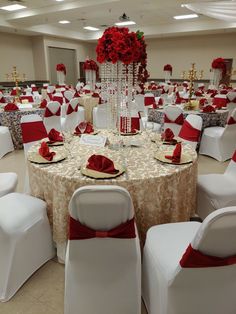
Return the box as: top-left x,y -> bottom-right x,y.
5,66 -> 26,103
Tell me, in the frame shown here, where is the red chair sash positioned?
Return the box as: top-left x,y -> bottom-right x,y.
179,120 -> 201,142
164,113 -> 184,125
44,107 -> 61,117
0,96 -> 5,103
52,96 -> 63,105
144,96 -> 155,106
67,104 -> 79,115
213,97 -> 227,108
232,150 -> 236,162
69,216 -> 136,240
20,96 -> 34,103
227,117 -> 236,125
180,244 -> 236,268
21,121 -> 48,144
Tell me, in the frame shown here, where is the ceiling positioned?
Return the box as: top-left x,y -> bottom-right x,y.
0,0 -> 236,41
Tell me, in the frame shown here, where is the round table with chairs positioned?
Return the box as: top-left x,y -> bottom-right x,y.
27,130 -> 198,261
0,107 -> 45,149
148,108 -> 229,129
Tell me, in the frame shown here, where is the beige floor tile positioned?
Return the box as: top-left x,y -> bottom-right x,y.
23,300 -> 63,314
0,290 -> 37,314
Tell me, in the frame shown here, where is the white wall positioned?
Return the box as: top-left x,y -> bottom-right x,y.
146,33 -> 236,80
0,32 -> 35,81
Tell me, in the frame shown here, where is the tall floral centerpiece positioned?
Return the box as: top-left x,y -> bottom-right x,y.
56,63 -> 66,86
210,58 -> 226,89
83,58 -> 99,92
96,27 -> 148,132
163,64 -> 172,82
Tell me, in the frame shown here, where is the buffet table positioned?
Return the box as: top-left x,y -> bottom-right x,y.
27,131 -> 198,261
0,107 -> 45,149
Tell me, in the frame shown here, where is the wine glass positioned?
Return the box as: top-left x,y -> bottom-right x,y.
62,131 -> 73,159
145,121 -> 154,141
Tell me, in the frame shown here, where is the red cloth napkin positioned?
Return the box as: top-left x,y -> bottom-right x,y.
199,98 -> 207,107
39,99 -> 47,108
175,97 -> 182,104
38,141 -> 56,161
202,105 -> 215,113
74,122 -> 94,135
158,98 -> 163,106
195,91 -> 203,97
162,128 -> 174,142
48,128 -> 63,143
86,154 -> 119,174
4,103 -> 19,111
165,143 -> 182,163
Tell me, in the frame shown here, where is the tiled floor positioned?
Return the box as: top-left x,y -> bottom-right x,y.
0,150 -> 229,313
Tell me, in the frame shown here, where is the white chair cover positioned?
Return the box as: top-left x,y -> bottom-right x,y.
65,185 -> 141,314
197,150 -> 236,219
142,206 -> 236,314
92,103 -> 109,129
44,101 -> 62,133
61,98 -> 85,132
0,173 -> 18,198
179,114 -> 203,150
0,126 -> 14,159
199,108 -> 236,161
164,105 -> 184,136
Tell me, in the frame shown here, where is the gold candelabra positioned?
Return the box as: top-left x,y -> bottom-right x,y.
5,66 -> 26,101
181,63 -> 203,110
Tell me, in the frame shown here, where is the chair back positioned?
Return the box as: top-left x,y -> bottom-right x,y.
226,92 -> 236,116
225,108 -> 236,130
134,94 -> 145,113
47,85 -> 55,94
64,90 -> 75,103
164,105 -> 184,136
178,114 -> 202,149
63,98 -> 80,131
225,150 -> 236,177
65,185 -> 141,314
44,101 -> 61,133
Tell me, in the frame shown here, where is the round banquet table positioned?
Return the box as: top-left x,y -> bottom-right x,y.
78,96 -> 99,123
27,131 -> 198,261
0,107 -> 45,149
148,108 -> 229,129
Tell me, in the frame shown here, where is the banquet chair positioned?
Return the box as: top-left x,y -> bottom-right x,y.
64,90 -> 75,104
44,101 -> 62,133
141,93 -> 161,132
0,92 -> 5,103
0,172 -> 18,197
0,126 -> 14,159
178,114 -> 203,150
65,185 -> 141,314
61,98 -> 85,131
226,91 -> 236,117
197,150 -> 236,219
199,108 -> 236,161
20,95 -> 34,103
92,103 -> 108,129
142,206 -> 236,314
164,105 -> 184,136
0,192 -> 54,302
21,114 -> 48,193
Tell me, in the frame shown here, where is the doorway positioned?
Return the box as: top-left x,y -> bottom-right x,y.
48,47 -> 77,85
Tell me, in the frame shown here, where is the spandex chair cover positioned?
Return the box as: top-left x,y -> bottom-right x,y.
199,108 -> 236,161
178,114 -> 203,150
64,185 -> 141,314
0,126 -> 14,159
142,206 -> 236,314
0,173 -> 18,198
61,98 -> 84,131
197,150 -> 236,219
92,103 -> 109,129
44,101 -> 62,133
164,105 -> 184,136
0,193 -> 54,302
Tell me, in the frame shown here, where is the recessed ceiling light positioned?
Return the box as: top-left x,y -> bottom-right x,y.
174,14 -> 198,20
0,4 -> 26,11
59,20 -> 71,24
56,0 -> 64,2
115,21 -> 136,26
83,26 -> 100,31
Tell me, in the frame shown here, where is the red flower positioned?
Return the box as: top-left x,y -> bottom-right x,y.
211,58 -> 226,75
56,63 -> 66,75
83,59 -> 99,79
163,64 -> 172,75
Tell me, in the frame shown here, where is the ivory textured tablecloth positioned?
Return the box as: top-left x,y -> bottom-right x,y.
0,107 -> 45,149
28,131 -> 198,256
78,96 -> 99,122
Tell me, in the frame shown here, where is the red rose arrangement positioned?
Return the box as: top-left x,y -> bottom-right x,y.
83,59 -> 99,79
56,63 -> 66,75
96,27 -> 149,93
211,58 -> 226,75
163,64 -> 172,75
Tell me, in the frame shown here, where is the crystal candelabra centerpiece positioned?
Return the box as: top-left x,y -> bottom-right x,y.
96,27 -> 148,134
181,63 -> 203,110
83,58 -> 99,92
5,66 -> 26,101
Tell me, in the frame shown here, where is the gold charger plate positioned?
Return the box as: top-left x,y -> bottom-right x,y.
154,150 -> 193,165
28,151 -> 67,164
47,141 -> 64,146
81,164 -> 125,179
74,130 -> 99,136
120,130 -> 140,136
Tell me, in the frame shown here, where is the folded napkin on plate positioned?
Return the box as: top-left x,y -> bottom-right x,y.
39,99 -> 47,108
199,98 -> 207,107
4,103 -> 19,111
38,141 -> 56,161
202,105 -> 215,113
48,128 -> 63,143
162,128 -> 174,142
195,91 -> 203,97
75,122 -> 94,134
86,154 -> 119,174
165,143 -> 182,163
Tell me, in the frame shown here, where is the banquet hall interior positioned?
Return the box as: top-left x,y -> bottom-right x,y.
0,0 -> 236,313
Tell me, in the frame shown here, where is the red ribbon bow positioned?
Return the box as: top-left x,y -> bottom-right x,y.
164,113 -> 184,125
38,141 -> 56,161
44,107 -> 61,117
179,120 -> 201,142
165,142 -> 182,163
